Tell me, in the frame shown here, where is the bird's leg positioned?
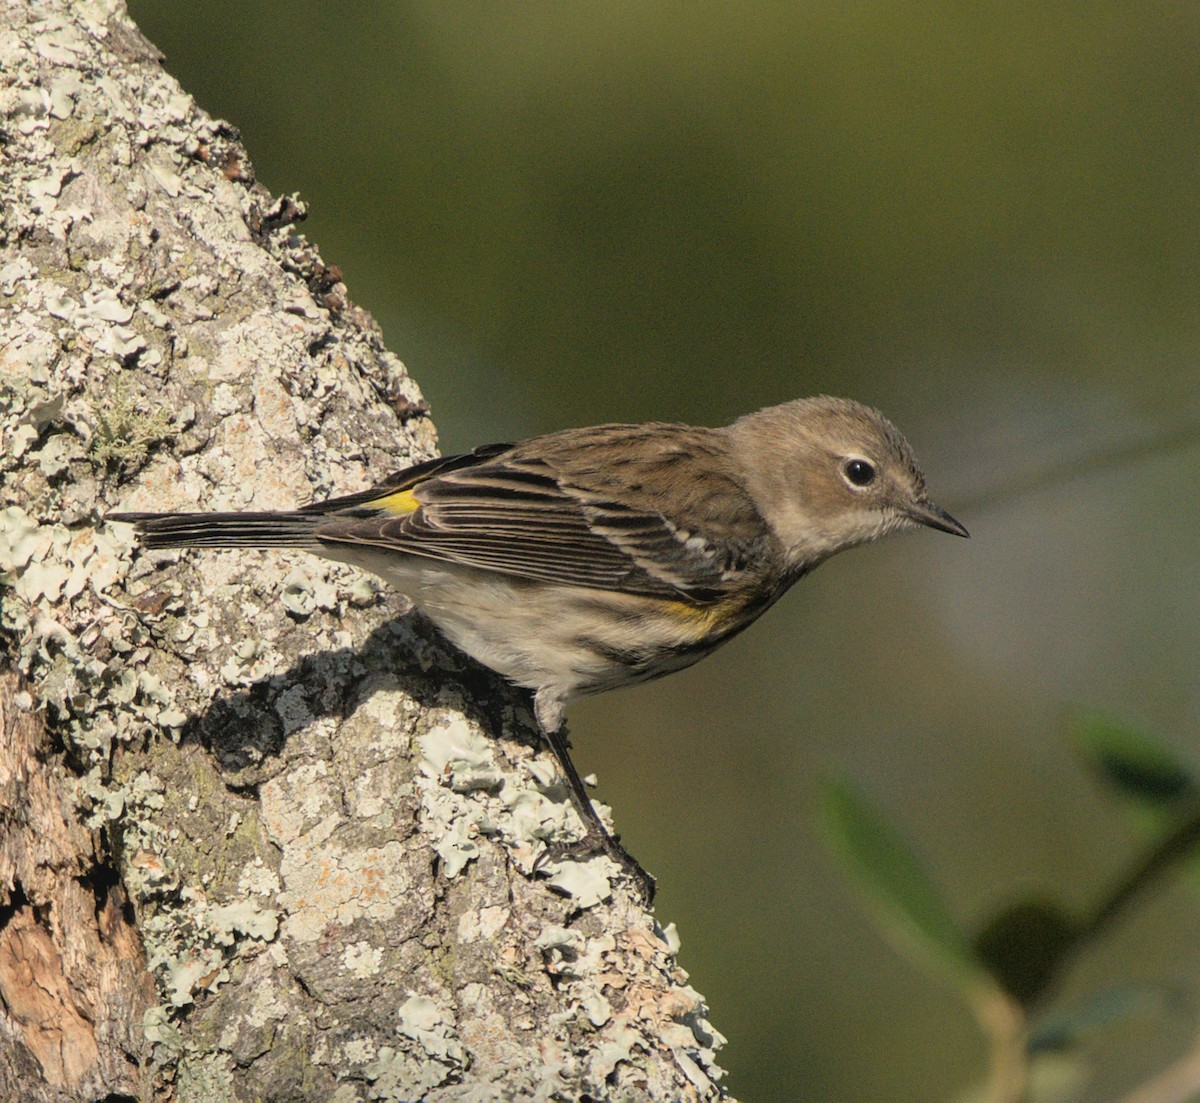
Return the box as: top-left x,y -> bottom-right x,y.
531,698 -> 655,905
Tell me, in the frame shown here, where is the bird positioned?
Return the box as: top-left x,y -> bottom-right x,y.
109,395 -> 967,902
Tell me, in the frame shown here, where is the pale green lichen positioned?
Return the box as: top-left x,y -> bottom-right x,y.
34,431 -> 80,477
533,925 -> 583,957
208,900 -> 279,945
0,507 -> 134,606
412,706 -> 628,907
421,786 -> 480,878
658,919 -> 682,956
581,990 -> 612,1028
541,855 -> 616,908
89,378 -> 174,466
396,995 -> 465,1066
361,1000 -> 468,1103
280,563 -> 340,619
97,757 -> 282,1017
363,1046 -> 445,1102
139,882 -> 281,1011
164,954 -> 228,1009
176,1051 -> 236,1103
418,714 -> 504,793
0,506 -> 55,575
143,1004 -> 186,1060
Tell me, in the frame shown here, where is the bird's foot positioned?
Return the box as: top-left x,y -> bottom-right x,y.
537,829 -> 656,906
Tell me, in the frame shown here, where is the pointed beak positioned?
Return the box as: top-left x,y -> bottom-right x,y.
907,500 -> 969,538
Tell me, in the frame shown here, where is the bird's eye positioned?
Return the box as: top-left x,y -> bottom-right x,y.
842,458 -> 876,487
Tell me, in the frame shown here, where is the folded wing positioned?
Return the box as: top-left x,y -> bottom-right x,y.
313,425 -> 773,603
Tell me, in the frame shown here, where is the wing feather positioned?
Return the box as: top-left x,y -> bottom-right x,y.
312,425 -> 774,602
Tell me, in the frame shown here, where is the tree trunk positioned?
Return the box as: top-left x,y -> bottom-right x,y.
0,2 -> 730,1100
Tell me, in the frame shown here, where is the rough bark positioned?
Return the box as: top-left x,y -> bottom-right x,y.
0,2 -> 730,1100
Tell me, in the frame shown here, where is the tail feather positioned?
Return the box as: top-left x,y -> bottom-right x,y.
107,511 -> 322,550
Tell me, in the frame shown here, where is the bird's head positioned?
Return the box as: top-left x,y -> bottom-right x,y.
725,395 -> 968,573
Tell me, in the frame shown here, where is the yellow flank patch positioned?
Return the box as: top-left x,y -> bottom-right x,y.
371,488 -> 422,515
661,597 -> 739,631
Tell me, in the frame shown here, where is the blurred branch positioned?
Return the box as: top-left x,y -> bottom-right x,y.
1027,808 -> 1200,1011
958,420 -> 1200,513
954,806 -> 1200,1102
971,985 -> 1028,1103
1079,809 -> 1200,955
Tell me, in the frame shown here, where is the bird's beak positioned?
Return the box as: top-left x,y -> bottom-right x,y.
908,500 -> 969,538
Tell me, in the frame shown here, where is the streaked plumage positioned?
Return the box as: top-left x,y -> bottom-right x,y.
110,396 -> 967,900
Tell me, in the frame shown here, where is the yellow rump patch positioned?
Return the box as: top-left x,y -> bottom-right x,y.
371,488 -> 422,515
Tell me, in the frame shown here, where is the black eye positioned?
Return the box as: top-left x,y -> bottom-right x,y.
843,459 -> 876,487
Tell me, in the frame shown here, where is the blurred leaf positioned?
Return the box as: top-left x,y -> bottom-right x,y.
1029,982 -> 1184,1054
1069,710 -> 1200,896
819,775 -> 986,991
973,900 -> 1078,1007
1069,710 -> 1198,809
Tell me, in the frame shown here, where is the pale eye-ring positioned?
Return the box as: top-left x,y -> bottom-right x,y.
842,458 -> 876,488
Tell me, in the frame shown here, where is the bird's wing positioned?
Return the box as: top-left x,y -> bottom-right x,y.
299,443 -> 517,513
309,426 -> 772,603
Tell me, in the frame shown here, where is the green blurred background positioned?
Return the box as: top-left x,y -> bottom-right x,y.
126,3 -> 1200,1099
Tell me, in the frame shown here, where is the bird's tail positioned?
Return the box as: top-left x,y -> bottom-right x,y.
107,511 -> 323,551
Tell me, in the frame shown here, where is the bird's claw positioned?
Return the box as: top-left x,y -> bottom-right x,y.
535,829 -> 656,906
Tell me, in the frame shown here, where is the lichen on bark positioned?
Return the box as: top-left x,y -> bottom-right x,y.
0,2 -> 730,1100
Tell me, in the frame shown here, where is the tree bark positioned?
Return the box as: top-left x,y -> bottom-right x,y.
0,2 -> 730,1100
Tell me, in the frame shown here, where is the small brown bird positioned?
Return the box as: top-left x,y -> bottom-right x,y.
111,396 -> 967,901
